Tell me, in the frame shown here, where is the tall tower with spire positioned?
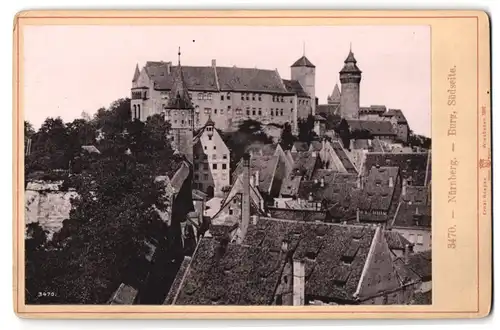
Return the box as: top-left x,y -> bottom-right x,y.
339,45 -> 362,119
291,44 -> 316,116
165,47 -> 195,163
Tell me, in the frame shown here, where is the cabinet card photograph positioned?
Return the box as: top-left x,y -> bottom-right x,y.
13,10 -> 491,319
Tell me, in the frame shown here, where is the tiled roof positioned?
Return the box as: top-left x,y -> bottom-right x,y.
268,208 -> 327,222
330,141 -> 358,174
363,152 -> 430,186
291,152 -> 320,179
360,105 -> 387,114
232,155 -> 279,194
328,83 -> 341,103
401,186 -> 429,205
309,141 -> 323,152
164,257 -> 192,304
132,64 -> 140,82
108,283 -> 138,305
169,161 -> 191,192
243,218 -> 377,301
291,55 -> 316,68
282,79 -> 309,97
346,119 -> 396,136
358,166 -> 399,213
412,290 -> 432,305
81,145 -> 101,154
340,51 -> 362,74
384,231 -> 412,251
392,202 -> 431,229
170,238 -> 284,305
245,142 -> 278,157
145,62 -> 290,94
279,175 -> 302,197
382,109 -> 408,124
317,104 -> 341,117
406,251 -> 432,281
292,141 -> 309,152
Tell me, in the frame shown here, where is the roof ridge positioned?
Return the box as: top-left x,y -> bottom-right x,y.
354,225 -> 380,298
171,242 -> 201,305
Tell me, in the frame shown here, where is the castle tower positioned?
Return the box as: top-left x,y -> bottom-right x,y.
165,47 -> 195,163
339,46 -> 362,119
291,49 -> 316,115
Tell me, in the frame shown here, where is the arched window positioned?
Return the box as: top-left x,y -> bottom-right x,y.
137,105 -> 141,120
133,105 -> 137,119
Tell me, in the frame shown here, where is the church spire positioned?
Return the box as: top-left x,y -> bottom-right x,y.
167,47 -> 193,109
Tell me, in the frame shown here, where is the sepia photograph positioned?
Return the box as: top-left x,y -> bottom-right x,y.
23,24 -> 432,306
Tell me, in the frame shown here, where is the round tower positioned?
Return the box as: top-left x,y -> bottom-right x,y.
291,55 -> 316,115
339,48 -> 362,119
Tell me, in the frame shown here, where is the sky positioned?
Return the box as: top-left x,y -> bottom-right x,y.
23,25 -> 430,136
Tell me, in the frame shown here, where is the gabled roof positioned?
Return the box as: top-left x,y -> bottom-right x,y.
391,202 -> 431,229
282,79 -> 309,97
358,166 -> 399,215
363,152 -> 430,186
279,174 -> 302,197
245,142 -> 278,157
330,141 -> 358,174
145,61 -> 289,94
401,185 -> 429,205
290,152 -> 320,179
167,238 -> 284,305
384,231 -> 412,251
291,55 -> 315,68
345,119 -> 396,136
232,155 -> 280,194
382,109 -> 408,124
108,283 -> 138,305
406,251 -> 432,281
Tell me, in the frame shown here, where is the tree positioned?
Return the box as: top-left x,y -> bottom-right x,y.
297,114 -> 317,144
25,100 -> 181,304
279,122 -> 295,150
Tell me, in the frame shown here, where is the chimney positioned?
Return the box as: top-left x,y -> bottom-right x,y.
254,170 -> 260,187
320,178 -> 325,187
239,153 -> 251,244
404,244 -> 410,264
167,62 -> 172,75
402,178 -> 407,196
389,176 -> 394,188
211,59 -> 216,67
293,260 -> 305,305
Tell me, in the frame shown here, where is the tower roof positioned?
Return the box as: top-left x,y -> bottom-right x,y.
132,64 -> 140,82
204,116 -> 215,127
166,48 -> 194,109
340,49 -> 362,75
291,55 -> 315,68
329,83 -> 341,103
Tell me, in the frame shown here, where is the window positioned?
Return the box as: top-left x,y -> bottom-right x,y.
204,146 -> 207,150
258,94 -> 262,101
229,208 -> 233,215
291,108 -> 293,113
204,108 -> 211,114
220,109 -> 224,114
271,110 -> 274,117
227,106 -> 231,112
137,105 -> 141,119
290,98 -> 293,103
221,95 -> 224,101
194,174 -> 199,180
181,120 -> 185,125
174,120 -> 178,124
204,174 -> 209,180
213,164 -> 217,170
417,234 -> 424,245
212,154 -> 216,160
222,164 -> 227,170
281,96 -> 284,102
246,94 -> 249,100
208,93 -> 212,100
241,93 -> 245,101
208,136 -> 212,141
280,110 -> 283,116
223,154 -> 228,159
213,146 -> 216,150
198,93 -> 203,100
408,234 -> 416,243
251,94 -> 255,101
214,109 -> 218,114
227,93 -> 231,100
203,163 -> 208,170
194,164 -> 199,170
272,95 -> 275,102
246,110 -> 250,116
252,109 -> 256,116
258,108 -> 262,115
